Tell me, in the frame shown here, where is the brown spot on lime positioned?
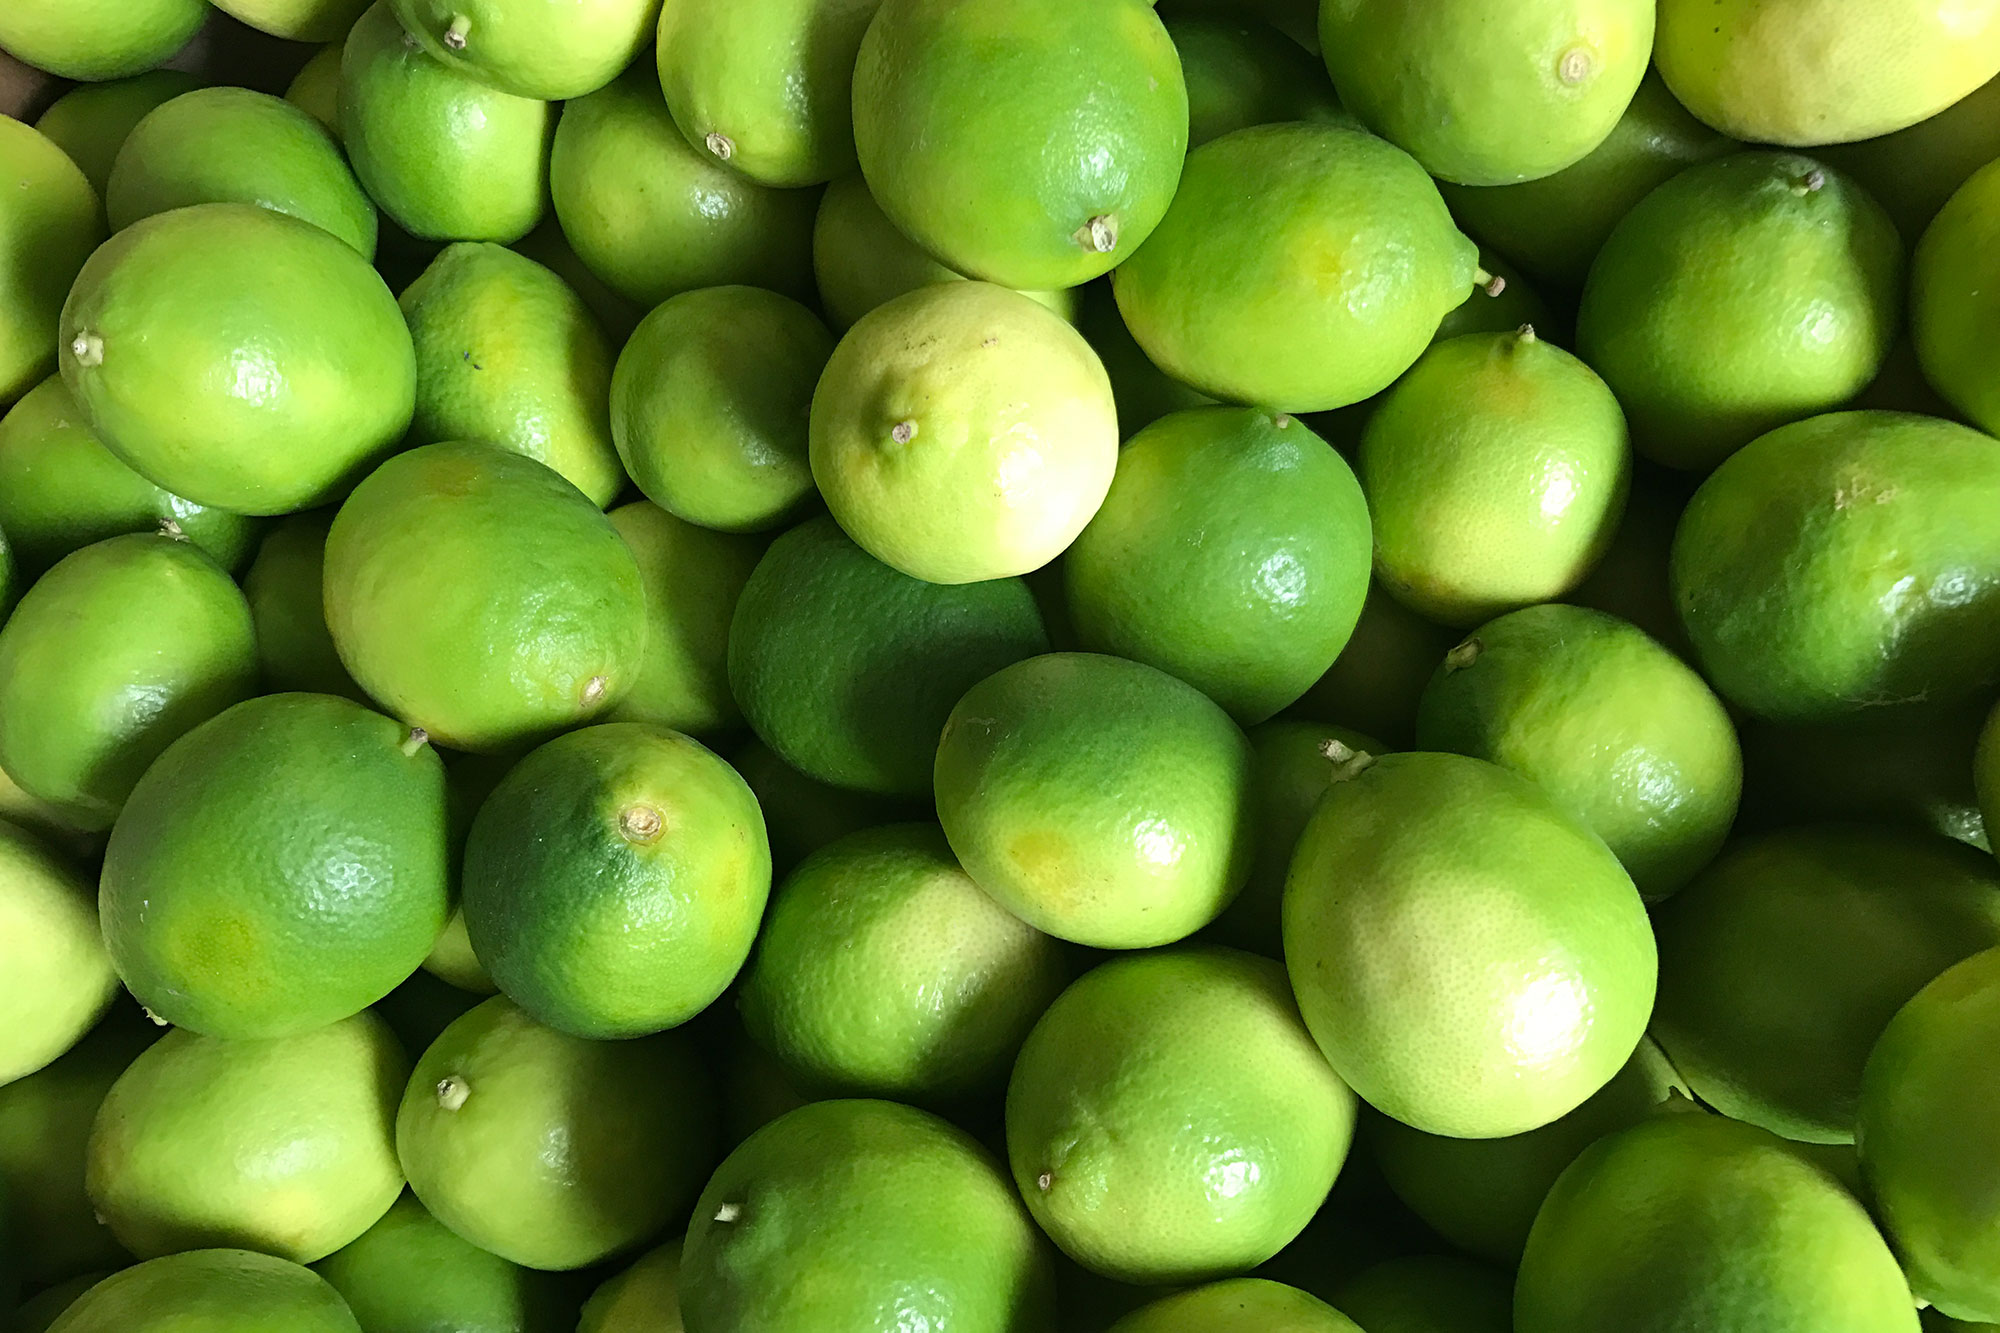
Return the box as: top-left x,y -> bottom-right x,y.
70,333 -> 103,368
620,804 -> 664,844
580,675 -> 609,708
401,27 -> 422,49
704,132 -> 734,161
1445,637 -> 1483,671
436,1075 -> 470,1110
442,13 -> 471,48
890,420 -> 917,445
400,728 -> 430,758
1558,47 -> 1593,84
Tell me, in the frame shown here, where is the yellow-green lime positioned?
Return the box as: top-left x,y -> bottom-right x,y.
0,0 -> 206,82
0,118 -> 102,409
86,1012 -> 407,1263
1819,76 -> 2000,243
737,823 -> 1068,1105
46,1250 -> 362,1333
579,1239 -> 683,1333
1167,15 -> 1347,148
605,502 -> 762,735
728,738 -> 918,875
1330,1256 -> 1513,1333
420,908 -> 496,996
213,0 -> 369,40
241,512 -> 362,699
396,996 -> 718,1271
1112,122 -> 1479,412
0,820 -> 117,1085
33,71 -> 203,199
609,286 -> 829,531
511,219 -> 645,342
1108,1278 -> 1360,1332
392,0 -> 659,100
285,44 -> 343,130
324,442 -> 646,753
1913,158 -> 2000,435
1291,582 -> 1458,750
1071,280 -> 1214,439
809,281 -> 1118,584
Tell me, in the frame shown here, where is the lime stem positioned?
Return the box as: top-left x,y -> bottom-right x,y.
1445,638 -> 1483,671
436,1075 -> 470,1111
443,14 -> 470,49
704,132 -> 733,160
400,728 -> 430,758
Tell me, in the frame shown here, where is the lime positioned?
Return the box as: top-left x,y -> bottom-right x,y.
1517,1113 -> 1919,1332
60,202 -> 415,515
681,1098 -> 1054,1331
852,0 -> 1186,288
0,759 -> 97,861
1415,604 -> 1739,898
87,1012 -> 407,1263
106,87 -> 377,257
935,652 -> 1256,949
419,911 -> 496,996
1064,407 -> 1371,723
400,241 -> 626,506
1008,947 -> 1355,1284
1112,122 -> 1479,412
0,375 -> 260,575
605,502 -> 762,735
730,515 -> 1049,796
285,44 -> 343,131
1913,158 -> 2000,435
340,2 -> 554,246
100,693 -> 451,1039
1320,0 -> 1652,186
1655,0 -> 2000,145
241,512 -> 362,699
46,1250 -> 362,1333
0,533 -> 257,830
1360,329 -> 1630,626
728,738 -> 917,875
392,0 -> 658,100
396,996 -> 718,1271
579,1239 -> 683,1333
1167,15 -> 1346,148
213,0 -> 369,40
0,819 -> 116,1087
13,1273 -> 105,1333
1330,1256 -> 1513,1333
549,66 -> 816,308
0,0 -> 206,81
1669,411 -> 2000,721
1072,280 -> 1213,439
1291,583 -> 1458,749
1576,153 -> 1904,471
1820,76 -> 2000,243
737,823 -> 1068,1105
1108,1279 -> 1360,1332
809,281 -> 1118,583
0,118 -> 102,409
33,70 -> 204,200
1431,251 -> 1555,343
609,286 -> 829,531
313,1191 -> 576,1333
324,441 -> 647,753
511,220 -> 644,343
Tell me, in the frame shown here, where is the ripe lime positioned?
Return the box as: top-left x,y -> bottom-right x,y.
1108,1279 -> 1360,1332
46,1250 -> 362,1333
392,0 -> 658,100
0,118 -> 102,408
579,1240 -> 683,1333
1291,583 -> 1459,749
1913,158 -> 2000,436
0,820 -> 118,1085
284,44 -> 342,130
33,70 -> 204,199
605,502 -> 763,735
1168,15 -> 1346,148
0,0 -> 206,82
212,0 -> 369,40
241,512 -> 363,699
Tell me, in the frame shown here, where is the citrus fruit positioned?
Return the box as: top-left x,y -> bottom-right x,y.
285,44 -> 343,130
728,738 -> 916,875
324,441 -> 647,753
59,202 -> 415,515
1320,0 -> 1652,186
1008,947 -> 1355,1284
1285,751 -> 1656,1138
1292,583 -> 1459,749
579,1239 -> 682,1333
1167,15 -> 1346,148
396,996 -> 718,1270
106,87 -> 377,258
100,692 -> 451,1038
392,0 -> 659,100
605,502 -> 762,734
12,1273 -> 105,1333
1111,122 -> 1479,412
1415,604 -> 1740,898
86,1011 -> 407,1263
1577,153 -> 1904,471
33,70 -> 204,199
1913,158 -> 2000,436
935,652 -> 1257,949
212,0 -> 369,40
1072,279 -> 1212,439
1516,1113 -> 1920,1333
401,241 -> 626,506
241,512 -> 362,699
1655,0 -> 2000,145
737,822 -> 1068,1105
339,1 -> 554,246
609,285 -> 829,531
0,376 -> 260,576
1108,1278 -> 1360,1332
1819,76 -> 2000,243
45,1250 -> 363,1333
1064,407 -> 1371,723
1669,411 -> 2000,721
1431,251 -> 1554,343
0,759 -> 96,861
0,819 -> 117,1086
0,533 -> 257,830
0,117 -> 102,409
809,281 -> 1118,584
510,219 -> 645,341
1360,329 -> 1630,626
313,1191 -> 576,1333
851,0 -> 1187,289
549,66 -> 816,307
681,1098 -> 1055,1332
1330,1255 -> 1513,1333
0,0 -> 206,81
420,910 -> 496,996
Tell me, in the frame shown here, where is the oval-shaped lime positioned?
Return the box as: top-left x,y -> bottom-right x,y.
1913,157 -> 2000,437
0,0 -> 206,82
605,501 -> 762,735
0,821 -> 118,1085
241,512 -> 362,699
213,0 -> 370,40
392,0 -> 658,100
0,117 -> 103,408
1109,1278 -> 1360,1333
46,1250 -> 362,1333
33,70 -> 204,200
577,1239 -> 681,1333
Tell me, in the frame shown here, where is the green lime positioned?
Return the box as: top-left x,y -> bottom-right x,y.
241,512 -> 363,699
729,515 -> 1050,795
1290,583 -> 1458,749
1108,1279 -> 1360,1332
852,0 -> 1186,289
1329,1256 -> 1512,1333
401,241 -> 626,506
1415,604 -> 1739,898
106,87 -> 377,257
1859,947 -> 2000,1322
1653,826 -> 2000,1144
1913,158 -> 2000,435
33,70 -> 203,200
1285,751 -> 1655,1138
1320,0 -> 1651,186
1431,252 -> 1555,343
419,910 -> 495,996
60,202 -> 414,515
579,1239 -> 682,1333
392,0 -> 657,100
1112,123 -> 1479,412
550,66 -> 816,308
1577,153 -> 1905,471
213,0 -> 368,40
0,533 -> 257,830
0,0 -> 206,81
340,2 -> 554,246
728,738 -> 917,875
46,1250 -> 362,1333
1167,15 -> 1346,148
1655,0 -> 2000,145
1360,329 -> 1630,626
737,823 -> 1068,1105
681,1098 -> 1054,1331
605,502 -> 761,735
100,693 -> 451,1039
935,652 -> 1256,949
609,286 -> 829,531
1517,1113 -> 1919,1332
324,441 -> 646,753
0,837 -> 105,1107
1820,76 -> 2000,243
511,219 -> 644,343
1007,947 -> 1355,1284
0,375 -> 260,576
285,43 -> 343,131
1670,411 -> 2000,722
313,1191 -> 576,1333
13,1272 -> 106,1333
86,1012 -> 407,1263
0,117 -> 102,409
809,281 -> 1118,583
1071,279 -> 1213,439
1065,407 -> 1371,723
0,759 -> 97,861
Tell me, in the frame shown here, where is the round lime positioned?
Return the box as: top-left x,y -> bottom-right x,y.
1108,1279 -> 1360,1332
392,0 -> 658,100
605,502 -> 762,735
1168,15 -> 1346,148
0,0 -> 206,81
241,512 -> 362,699
46,1250 -> 362,1333
0,117 -> 103,408
0,821 -> 118,1085
213,0 -> 370,40
285,44 -> 343,130
578,1239 -> 682,1333
1913,157 -> 2000,436
33,70 -> 204,200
